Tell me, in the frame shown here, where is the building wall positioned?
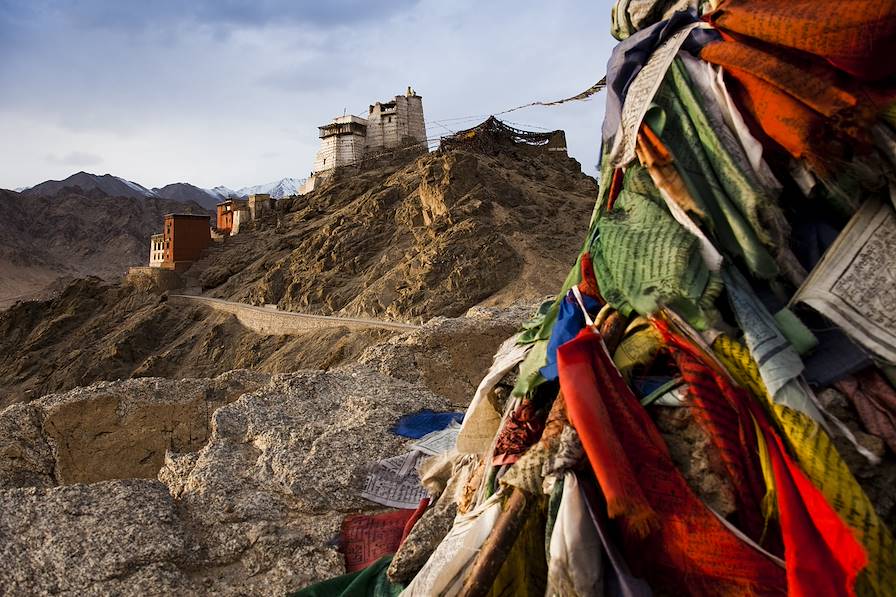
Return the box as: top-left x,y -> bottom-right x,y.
366,92 -> 426,154
312,132 -> 366,173
125,266 -> 184,293
162,215 -> 211,269
232,208 -> 248,235
248,194 -> 272,220
309,90 -> 426,175
405,94 -> 426,144
148,234 -> 165,268
216,205 -> 233,234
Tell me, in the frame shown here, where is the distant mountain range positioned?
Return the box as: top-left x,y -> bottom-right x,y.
14,172 -> 306,209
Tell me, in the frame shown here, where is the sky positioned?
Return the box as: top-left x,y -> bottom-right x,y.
0,1 -> 616,190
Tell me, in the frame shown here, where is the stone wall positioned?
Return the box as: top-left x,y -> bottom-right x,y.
169,295 -> 419,334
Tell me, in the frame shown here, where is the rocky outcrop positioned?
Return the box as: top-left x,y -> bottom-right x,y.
0,480 -> 196,595
358,304 -> 533,405
0,279 -> 392,407
0,370 -> 270,489
0,366 -> 454,594
204,148 -> 597,320
0,307 -> 521,593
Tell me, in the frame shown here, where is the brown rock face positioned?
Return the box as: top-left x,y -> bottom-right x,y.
0,278 -> 392,407
202,147 -> 597,320
0,371 -> 270,488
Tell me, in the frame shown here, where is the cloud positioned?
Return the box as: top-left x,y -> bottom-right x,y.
44,151 -> 103,167
0,0 -> 422,33
0,0 -> 614,190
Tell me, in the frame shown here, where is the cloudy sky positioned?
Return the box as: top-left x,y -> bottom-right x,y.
0,1 -> 615,190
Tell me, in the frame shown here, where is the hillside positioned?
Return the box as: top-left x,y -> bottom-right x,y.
0,144 -> 596,404
0,188 -> 207,307
200,146 -> 598,319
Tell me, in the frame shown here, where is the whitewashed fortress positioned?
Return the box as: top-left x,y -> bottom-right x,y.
311,87 -> 426,174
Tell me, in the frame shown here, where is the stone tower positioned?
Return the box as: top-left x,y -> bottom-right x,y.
365,87 -> 426,154
309,88 -> 426,177
311,115 -> 368,173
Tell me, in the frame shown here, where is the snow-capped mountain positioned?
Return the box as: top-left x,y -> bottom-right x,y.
234,177 -> 305,199
210,185 -> 238,199
16,173 -> 306,205
153,183 -> 230,209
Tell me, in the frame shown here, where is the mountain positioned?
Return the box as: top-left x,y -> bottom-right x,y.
14,173 -> 306,205
0,187 -> 208,308
234,177 -> 305,199
21,172 -> 156,200
211,185 -> 237,199
152,182 -> 222,210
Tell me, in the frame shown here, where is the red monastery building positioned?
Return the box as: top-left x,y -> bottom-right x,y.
161,213 -> 211,270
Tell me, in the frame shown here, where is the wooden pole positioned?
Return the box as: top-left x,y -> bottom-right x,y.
458,488 -> 529,597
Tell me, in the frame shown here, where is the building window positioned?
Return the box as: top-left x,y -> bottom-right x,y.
387,116 -> 392,123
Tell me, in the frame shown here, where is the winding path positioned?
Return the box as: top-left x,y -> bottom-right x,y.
169,295 -> 420,335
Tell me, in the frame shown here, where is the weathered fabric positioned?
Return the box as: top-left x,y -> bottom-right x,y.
835,368 -> 896,455
611,0 -> 698,39
558,327 -> 787,596
689,51 -> 783,194
723,267 -> 823,421
492,400 -> 546,466
457,333 -> 530,454
713,335 -> 896,597
342,510 -> 417,573
612,318 -> 663,382
660,325 -> 868,597
540,290 -> 600,381
484,496 -> 549,597
578,473 -> 654,597
649,59 -> 781,279
391,410 -> 464,440
636,123 -> 725,272
670,345 -> 770,542
700,28 -> 896,179
293,556 -> 402,597
592,165 -> 722,329
499,394 -> 584,496
603,9 -> 717,151
546,472 -> 605,597
705,0 -> 896,81
399,493 -> 503,596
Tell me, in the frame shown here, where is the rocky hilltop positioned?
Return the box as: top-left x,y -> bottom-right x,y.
199,146 -> 597,319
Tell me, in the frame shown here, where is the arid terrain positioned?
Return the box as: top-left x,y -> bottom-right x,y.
0,187 -> 208,308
